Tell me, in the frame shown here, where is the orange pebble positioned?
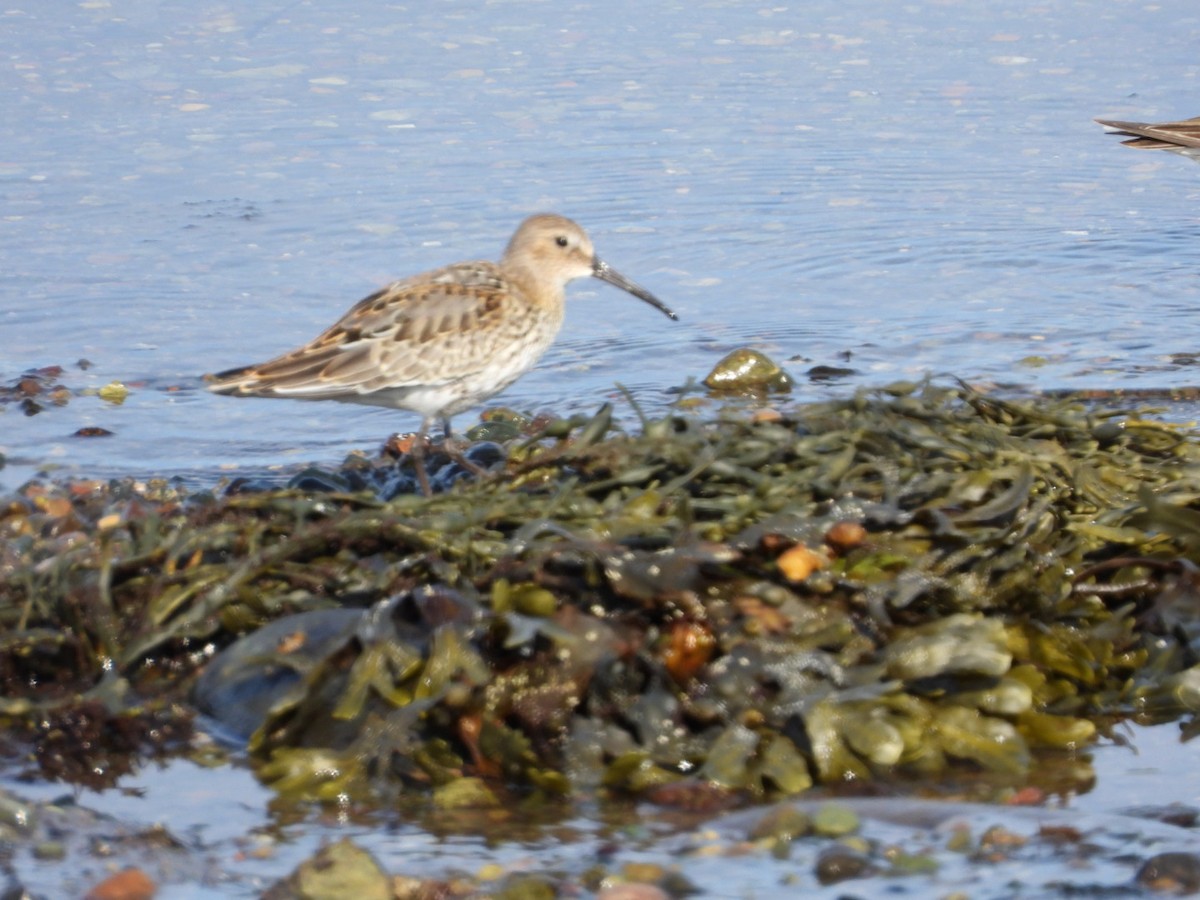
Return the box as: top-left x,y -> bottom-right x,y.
84,867 -> 157,900
664,621 -> 716,682
776,544 -> 827,582
825,521 -> 867,553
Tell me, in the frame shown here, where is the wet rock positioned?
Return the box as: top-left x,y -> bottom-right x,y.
812,803 -> 860,837
1017,709 -> 1095,750
824,520 -> 867,553
776,543 -> 827,582
97,381 -> 129,404
976,825 -> 1028,859
264,838 -> 390,900
662,620 -> 716,683
222,476 -> 278,495
887,850 -> 939,875
935,707 -> 1030,773
0,365 -> 71,415
193,609 -> 362,742
814,846 -> 877,885
461,439 -> 507,469
432,776 -> 500,810
83,867 -> 157,900
1122,805 -> 1200,828
748,805 -> 811,842
0,791 -> 35,835
807,365 -> 857,381
1135,852 -> 1200,894
32,840 -> 65,860
884,614 -> 1012,680
493,873 -> 558,900
466,419 -> 524,442
492,580 -> 559,617
642,778 -> 739,812
703,348 -> 793,394
620,862 -> 666,885
287,467 -> 354,493
699,723 -> 759,789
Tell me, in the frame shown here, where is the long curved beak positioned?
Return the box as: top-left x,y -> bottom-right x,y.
592,259 -> 678,321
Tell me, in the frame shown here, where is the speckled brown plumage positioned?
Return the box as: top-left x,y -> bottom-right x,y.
207,213 -> 677,494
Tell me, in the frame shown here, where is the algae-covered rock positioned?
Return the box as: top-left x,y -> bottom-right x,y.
603,752 -> 682,793
748,805 -> 812,842
933,706 -> 1030,773
699,723 -> 760,789
885,614 -> 1012,681
814,845 -> 875,884
433,776 -> 500,810
493,873 -> 559,900
1016,710 -> 1095,749
703,348 -> 794,393
952,677 -> 1034,717
837,705 -> 906,767
264,838 -> 390,900
96,381 -> 129,404
812,803 -> 860,837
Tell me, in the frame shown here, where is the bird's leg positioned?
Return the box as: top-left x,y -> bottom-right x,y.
411,417 -> 433,497
438,416 -> 492,478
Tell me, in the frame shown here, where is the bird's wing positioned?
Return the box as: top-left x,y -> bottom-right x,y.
208,261 -> 516,398
1096,116 -> 1200,150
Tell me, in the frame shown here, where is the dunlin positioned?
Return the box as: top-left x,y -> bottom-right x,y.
207,213 -> 678,495
1096,115 -> 1200,162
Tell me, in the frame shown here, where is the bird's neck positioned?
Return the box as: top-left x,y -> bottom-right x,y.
502,261 -> 566,314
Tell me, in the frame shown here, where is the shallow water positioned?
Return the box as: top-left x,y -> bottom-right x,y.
5,721 -> 1197,898
5,0 -> 1200,488
5,0 -> 1200,895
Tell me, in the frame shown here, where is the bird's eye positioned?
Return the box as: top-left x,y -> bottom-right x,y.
555,235 -> 569,248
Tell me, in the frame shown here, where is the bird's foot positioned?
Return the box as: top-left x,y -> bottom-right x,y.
383,432 -> 505,496
438,436 -> 492,478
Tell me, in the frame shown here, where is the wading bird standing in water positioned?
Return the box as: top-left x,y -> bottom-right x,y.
208,214 -> 678,495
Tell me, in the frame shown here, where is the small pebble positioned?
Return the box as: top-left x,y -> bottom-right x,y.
814,846 -> 876,885
812,803 -> 860,837
776,544 -> 826,582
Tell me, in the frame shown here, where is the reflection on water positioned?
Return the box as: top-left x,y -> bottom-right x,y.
2,720 -> 1196,898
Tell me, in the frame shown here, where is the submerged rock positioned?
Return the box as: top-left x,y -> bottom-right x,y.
1135,851 -> 1200,894
263,838 -> 390,900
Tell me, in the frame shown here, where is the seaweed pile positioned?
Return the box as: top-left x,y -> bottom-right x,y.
3,379 -> 1200,808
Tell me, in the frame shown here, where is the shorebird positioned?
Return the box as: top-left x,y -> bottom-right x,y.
207,213 -> 678,495
1096,115 -> 1200,162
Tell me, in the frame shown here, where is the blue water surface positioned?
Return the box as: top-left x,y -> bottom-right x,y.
4,0 -> 1200,487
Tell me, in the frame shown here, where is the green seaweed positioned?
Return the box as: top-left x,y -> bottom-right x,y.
4,379 -> 1200,806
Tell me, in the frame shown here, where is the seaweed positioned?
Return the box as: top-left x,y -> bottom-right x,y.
3,378 -> 1200,804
